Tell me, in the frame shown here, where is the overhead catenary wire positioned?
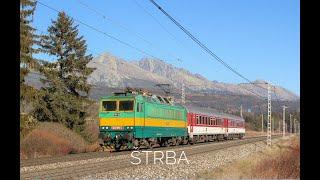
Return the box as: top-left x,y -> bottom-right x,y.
148,0 -> 267,92
36,0 -> 167,62
144,0 -> 270,103
143,0 -> 285,114
77,0 -> 151,46
133,0 -> 189,52
37,0 -> 286,114
79,0 -> 164,56
35,27 -> 104,60
77,0 -> 183,63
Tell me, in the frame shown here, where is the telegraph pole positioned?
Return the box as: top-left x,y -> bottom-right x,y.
282,106 -> 287,137
289,114 -> 292,133
267,83 -> 272,146
240,104 -> 243,118
293,118 -> 297,133
261,114 -> 264,133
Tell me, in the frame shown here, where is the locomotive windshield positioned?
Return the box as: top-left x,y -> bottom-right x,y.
102,101 -> 117,111
119,100 -> 134,111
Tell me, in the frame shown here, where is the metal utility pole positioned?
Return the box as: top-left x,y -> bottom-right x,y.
282,106 -> 287,137
261,114 -> 264,133
181,83 -> 185,104
293,118 -> 297,133
240,104 -> 243,118
289,114 -> 292,133
267,83 -> 272,146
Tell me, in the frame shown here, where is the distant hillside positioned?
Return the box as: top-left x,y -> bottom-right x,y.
24,51 -> 300,113
87,52 -> 299,101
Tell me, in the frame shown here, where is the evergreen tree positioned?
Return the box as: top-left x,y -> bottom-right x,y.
35,12 -> 94,134
20,0 -> 39,102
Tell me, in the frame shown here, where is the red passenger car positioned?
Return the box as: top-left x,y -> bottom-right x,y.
185,105 -> 245,143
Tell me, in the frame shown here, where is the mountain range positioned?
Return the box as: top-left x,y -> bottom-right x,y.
25,52 -> 299,113
87,52 -> 299,101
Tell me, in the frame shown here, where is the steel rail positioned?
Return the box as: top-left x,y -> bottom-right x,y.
21,135 -> 282,179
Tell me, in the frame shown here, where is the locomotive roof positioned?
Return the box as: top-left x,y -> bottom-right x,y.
184,104 -> 244,121
101,92 -> 185,108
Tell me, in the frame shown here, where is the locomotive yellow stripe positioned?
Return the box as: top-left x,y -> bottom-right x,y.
99,118 -> 186,128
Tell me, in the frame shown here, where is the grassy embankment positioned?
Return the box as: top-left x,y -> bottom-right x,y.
197,135 -> 300,179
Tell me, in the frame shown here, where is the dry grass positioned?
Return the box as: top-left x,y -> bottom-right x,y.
198,136 -> 300,179
245,130 -> 266,137
253,137 -> 300,179
245,130 -> 282,137
20,122 -> 100,159
82,120 -> 100,143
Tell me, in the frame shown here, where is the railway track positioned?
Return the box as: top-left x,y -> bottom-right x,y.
20,134 -> 272,167
21,135 -> 282,179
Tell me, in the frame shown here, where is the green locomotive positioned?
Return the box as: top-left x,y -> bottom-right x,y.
99,89 -> 188,151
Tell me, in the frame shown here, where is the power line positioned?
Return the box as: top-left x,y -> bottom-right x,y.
37,0 -> 165,62
238,85 -> 266,100
35,27 -> 103,59
133,0 -> 188,52
77,0 -> 185,63
148,0 -> 267,91
145,0 -> 272,102
77,0 -> 150,47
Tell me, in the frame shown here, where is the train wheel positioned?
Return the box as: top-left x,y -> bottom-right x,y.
172,139 -> 177,146
164,140 -> 170,147
115,144 -> 121,151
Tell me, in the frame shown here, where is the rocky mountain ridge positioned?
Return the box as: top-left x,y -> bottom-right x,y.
86,52 -> 299,101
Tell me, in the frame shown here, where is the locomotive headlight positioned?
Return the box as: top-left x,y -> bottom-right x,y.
101,127 -> 104,129
106,127 -> 108,129
131,127 -> 133,129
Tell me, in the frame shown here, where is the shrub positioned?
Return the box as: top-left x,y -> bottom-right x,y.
81,120 -> 100,143
20,122 -> 89,159
20,113 -> 38,138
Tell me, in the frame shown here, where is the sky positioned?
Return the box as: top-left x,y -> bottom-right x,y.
32,0 -> 300,96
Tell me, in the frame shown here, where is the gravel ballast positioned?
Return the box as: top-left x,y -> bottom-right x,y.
82,137 -> 288,179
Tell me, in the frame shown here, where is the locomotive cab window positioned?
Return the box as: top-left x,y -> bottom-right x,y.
119,100 -> 134,111
102,101 -> 117,111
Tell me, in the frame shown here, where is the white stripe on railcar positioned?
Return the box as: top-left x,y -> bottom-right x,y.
188,126 -> 225,136
227,127 -> 245,134
188,126 -> 245,137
